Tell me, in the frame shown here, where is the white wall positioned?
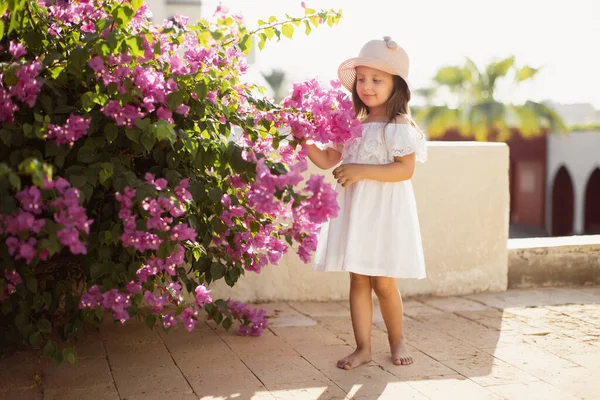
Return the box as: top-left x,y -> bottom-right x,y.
547,130 -> 600,233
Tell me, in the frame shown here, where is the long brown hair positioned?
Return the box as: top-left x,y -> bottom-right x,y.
352,75 -> 422,133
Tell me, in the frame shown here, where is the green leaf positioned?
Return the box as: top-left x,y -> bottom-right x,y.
26,276 -> 38,293
63,348 -> 76,365
211,262 -> 225,280
516,66 -> 540,82
68,47 -> 89,77
305,7 -> 316,15
105,123 -> 118,142
77,146 -> 96,163
194,81 -> 208,100
69,174 -> 87,188
8,172 -> 21,191
131,0 -> 143,12
304,20 -> 311,35
264,27 -> 275,40
140,131 -> 155,152
112,5 -> 134,27
125,36 -> 145,58
126,128 -> 140,144
37,319 -> 52,334
0,20 -> 5,41
239,34 -> 252,55
222,317 -> 232,331
29,332 -> 42,349
145,314 -> 156,329
43,340 -> 57,358
167,91 -> 184,111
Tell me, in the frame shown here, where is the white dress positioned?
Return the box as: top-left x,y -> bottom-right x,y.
313,122 -> 427,279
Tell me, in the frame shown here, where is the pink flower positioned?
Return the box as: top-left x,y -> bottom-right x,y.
156,106 -> 173,122
6,237 -> 37,264
9,40 -> 27,58
174,178 -> 192,203
206,90 -> 218,104
9,62 -> 43,107
0,88 -> 18,123
171,224 -> 196,241
15,186 -> 44,215
46,114 -> 91,147
181,307 -> 198,332
4,269 -> 22,286
143,290 -> 166,313
175,104 -> 190,117
194,285 -> 212,307
126,280 -> 142,294
163,313 -> 177,329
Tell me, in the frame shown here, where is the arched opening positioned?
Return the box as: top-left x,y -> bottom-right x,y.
584,168 -> 600,234
551,166 -> 574,236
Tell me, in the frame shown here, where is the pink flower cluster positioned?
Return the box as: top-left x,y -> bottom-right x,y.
0,269 -> 23,301
0,61 -> 43,123
79,285 -> 132,323
115,178 -> 192,253
0,178 -> 93,267
282,78 -> 362,145
46,178 -> 93,255
226,299 -> 268,336
46,0 -> 110,35
46,114 -> 91,148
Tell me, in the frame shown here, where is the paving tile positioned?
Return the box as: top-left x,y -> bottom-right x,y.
441,352 -> 539,387
407,375 -> 501,399
539,367 -> 600,400
420,296 -> 493,312
372,349 -> 456,379
267,383 -> 348,400
0,350 -> 43,391
191,371 -> 270,399
351,381 -> 429,400
245,355 -> 329,387
42,356 -> 113,390
0,388 -> 42,400
487,380 -> 580,400
44,382 -> 119,400
482,344 -> 579,378
288,302 -> 351,318
271,324 -> 346,346
106,342 -> 175,370
112,365 -> 193,399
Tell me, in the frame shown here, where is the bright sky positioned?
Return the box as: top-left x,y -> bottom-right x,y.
199,0 -> 600,108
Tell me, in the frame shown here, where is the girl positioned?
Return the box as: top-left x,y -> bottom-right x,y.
304,36 -> 427,370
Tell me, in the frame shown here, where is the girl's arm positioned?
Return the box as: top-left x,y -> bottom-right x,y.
332,153 -> 416,187
302,142 -> 342,170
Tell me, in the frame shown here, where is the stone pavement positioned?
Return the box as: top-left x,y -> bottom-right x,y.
1,286 -> 599,400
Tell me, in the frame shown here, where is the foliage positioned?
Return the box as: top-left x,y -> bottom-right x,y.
414,56 -> 567,141
0,0 -> 353,364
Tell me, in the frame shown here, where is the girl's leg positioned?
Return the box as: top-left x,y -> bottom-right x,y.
337,272 -> 373,370
371,276 -> 413,365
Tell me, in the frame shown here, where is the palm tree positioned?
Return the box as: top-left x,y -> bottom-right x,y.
415,56 -> 566,141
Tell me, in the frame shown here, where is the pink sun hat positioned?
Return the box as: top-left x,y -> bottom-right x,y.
337,36 -> 410,93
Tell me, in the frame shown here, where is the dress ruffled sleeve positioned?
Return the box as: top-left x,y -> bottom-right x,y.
384,124 -> 427,163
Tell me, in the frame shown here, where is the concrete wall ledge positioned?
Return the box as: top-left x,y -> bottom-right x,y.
508,235 -> 600,289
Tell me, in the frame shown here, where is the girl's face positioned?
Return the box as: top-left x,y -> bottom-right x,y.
355,66 -> 394,112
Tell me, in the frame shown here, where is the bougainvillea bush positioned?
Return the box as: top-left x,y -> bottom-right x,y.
0,0 -> 361,364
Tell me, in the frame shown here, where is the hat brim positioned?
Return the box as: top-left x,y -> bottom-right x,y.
337,57 -> 410,93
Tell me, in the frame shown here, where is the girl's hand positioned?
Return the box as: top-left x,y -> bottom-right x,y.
332,163 -> 364,187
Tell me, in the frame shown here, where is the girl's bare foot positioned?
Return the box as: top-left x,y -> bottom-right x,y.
391,339 -> 413,365
337,347 -> 372,370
